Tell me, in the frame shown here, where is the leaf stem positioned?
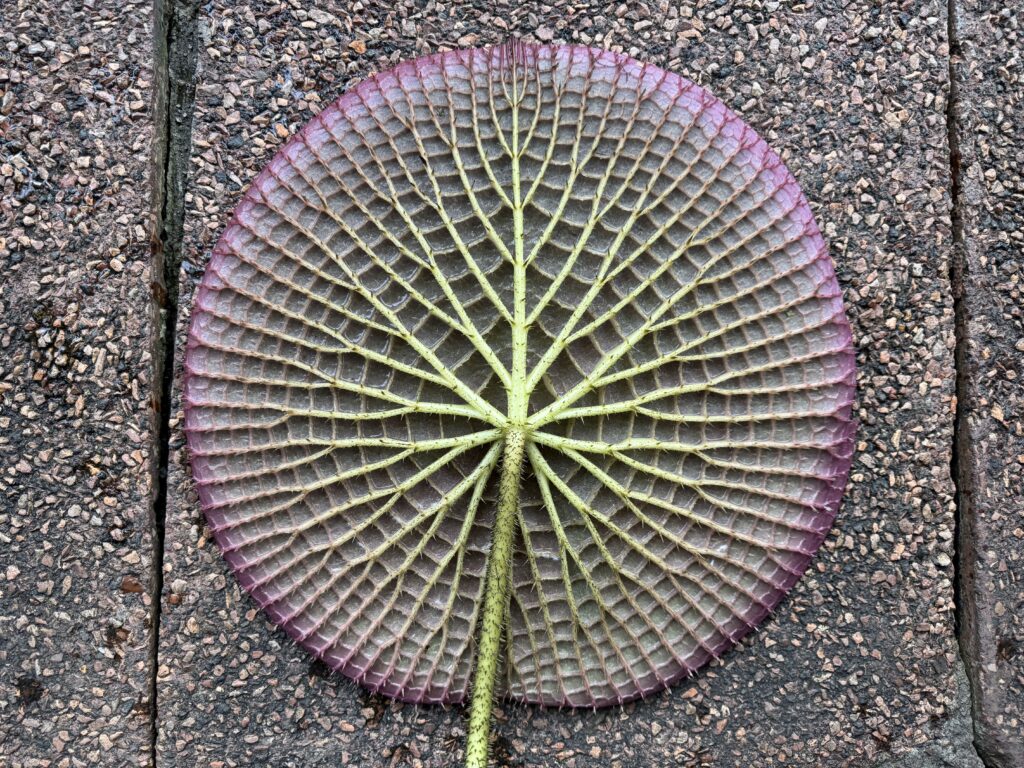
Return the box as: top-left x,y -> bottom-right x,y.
465,427 -> 526,768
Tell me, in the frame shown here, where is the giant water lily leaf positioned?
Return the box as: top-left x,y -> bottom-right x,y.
184,41 -> 856,766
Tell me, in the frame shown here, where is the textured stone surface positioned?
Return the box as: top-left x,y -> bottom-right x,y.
0,0 -> 156,765
157,1 -> 967,766
952,2 -> 1024,766
874,667 -> 980,768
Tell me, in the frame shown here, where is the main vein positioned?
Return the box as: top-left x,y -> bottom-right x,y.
509,50 -> 529,425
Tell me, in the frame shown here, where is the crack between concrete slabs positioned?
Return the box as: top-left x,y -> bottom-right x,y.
944,1 -> 993,767
148,0 -> 199,764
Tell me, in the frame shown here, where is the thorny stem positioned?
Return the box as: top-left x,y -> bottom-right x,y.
465,428 -> 527,768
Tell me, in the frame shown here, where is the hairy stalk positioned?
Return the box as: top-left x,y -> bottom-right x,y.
465,428 -> 527,767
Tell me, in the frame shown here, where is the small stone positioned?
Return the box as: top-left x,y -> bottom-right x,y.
308,9 -> 335,25
120,575 -> 145,593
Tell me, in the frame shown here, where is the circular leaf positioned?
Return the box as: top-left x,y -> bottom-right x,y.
184,43 -> 856,708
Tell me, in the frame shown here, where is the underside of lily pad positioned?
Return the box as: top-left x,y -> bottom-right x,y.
184,40 -> 855,728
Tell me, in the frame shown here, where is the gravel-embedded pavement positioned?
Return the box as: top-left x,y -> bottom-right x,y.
2,0 -> 1019,766
1,1 -> 157,766
951,2 -> 1024,766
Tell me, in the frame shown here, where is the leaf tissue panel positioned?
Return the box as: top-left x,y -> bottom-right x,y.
184,43 -> 856,712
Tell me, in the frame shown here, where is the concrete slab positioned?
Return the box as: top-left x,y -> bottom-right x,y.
157,1 -> 971,765
951,3 -> 1024,766
0,1 -> 157,765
